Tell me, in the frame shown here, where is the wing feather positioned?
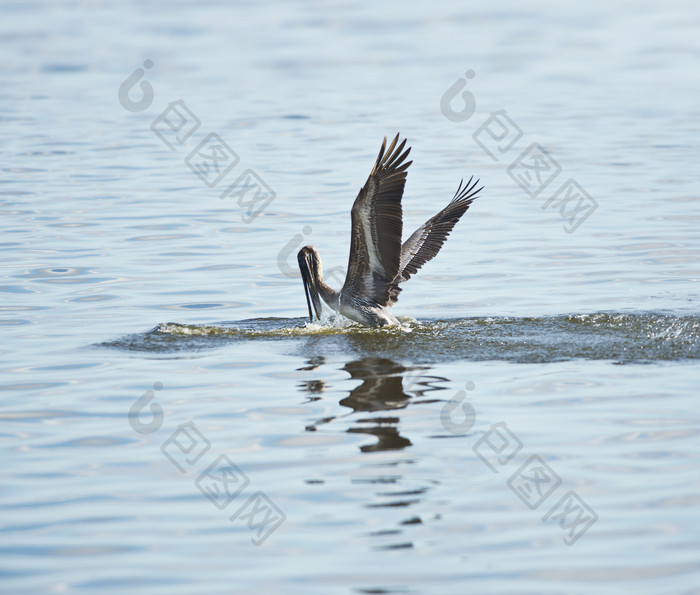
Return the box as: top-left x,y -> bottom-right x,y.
342,134 -> 412,306
386,177 -> 482,305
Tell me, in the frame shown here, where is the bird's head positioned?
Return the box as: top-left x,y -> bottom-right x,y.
297,246 -> 323,322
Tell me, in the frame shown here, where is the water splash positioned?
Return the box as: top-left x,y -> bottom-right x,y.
98,312 -> 700,363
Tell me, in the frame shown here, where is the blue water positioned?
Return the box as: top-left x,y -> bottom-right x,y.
2,1 -> 700,593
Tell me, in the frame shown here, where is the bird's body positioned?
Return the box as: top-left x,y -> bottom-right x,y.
298,134 -> 482,328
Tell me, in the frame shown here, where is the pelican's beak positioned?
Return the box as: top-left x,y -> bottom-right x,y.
298,248 -> 322,322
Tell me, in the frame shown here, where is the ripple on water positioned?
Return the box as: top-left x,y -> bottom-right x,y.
9,267 -> 117,286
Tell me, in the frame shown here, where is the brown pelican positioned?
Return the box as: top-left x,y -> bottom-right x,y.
297,134 -> 483,328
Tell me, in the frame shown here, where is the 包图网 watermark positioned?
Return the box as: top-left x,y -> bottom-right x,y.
118,60 -> 275,223
440,381 -> 477,434
128,383 -> 285,546
440,382 -> 598,545
440,69 -> 597,234
277,224 -> 345,287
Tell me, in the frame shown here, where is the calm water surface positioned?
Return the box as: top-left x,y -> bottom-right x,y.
2,1 -> 700,593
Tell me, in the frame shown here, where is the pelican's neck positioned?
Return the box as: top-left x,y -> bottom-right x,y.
313,257 -> 340,310
319,283 -> 339,310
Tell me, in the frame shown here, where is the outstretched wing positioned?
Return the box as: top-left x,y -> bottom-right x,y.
341,134 -> 412,306
388,177 -> 482,304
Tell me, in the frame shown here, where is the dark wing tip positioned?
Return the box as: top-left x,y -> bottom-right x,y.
372,133 -> 412,176
374,136 -> 388,167
451,176 -> 484,205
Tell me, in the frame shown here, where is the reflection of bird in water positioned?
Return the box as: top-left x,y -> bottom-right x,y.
340,358 -> 415,413
301,357 -> 448,452
296,356 -> 326,372
298,134 -> 483,327
347,425 -> 410,453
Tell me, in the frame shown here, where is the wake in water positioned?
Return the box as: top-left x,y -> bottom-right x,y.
98,312 -> 700,363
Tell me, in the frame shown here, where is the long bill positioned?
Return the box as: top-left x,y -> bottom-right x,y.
298,249 -> 323,322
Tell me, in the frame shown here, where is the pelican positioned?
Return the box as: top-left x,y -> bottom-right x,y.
298,134 -> 483,328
